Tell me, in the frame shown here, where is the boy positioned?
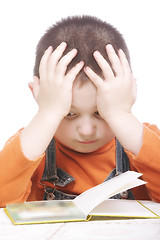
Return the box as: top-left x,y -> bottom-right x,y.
1,15 -> 160,207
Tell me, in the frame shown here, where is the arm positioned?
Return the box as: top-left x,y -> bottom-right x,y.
0,43 -> 84,206
21,43 -> 84,160
84,44 -> 143,155
128,123 -> 160,202
84,46 -> 160,201
0,131 -> 44,207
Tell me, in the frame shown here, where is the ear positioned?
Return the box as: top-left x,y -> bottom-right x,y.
28,82 -> 35,98
28,76 -> 40,99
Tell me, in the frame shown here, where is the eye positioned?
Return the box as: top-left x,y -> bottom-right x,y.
95,111 -> 100,116
65,112 -> 76,118
94,111 -> 101,118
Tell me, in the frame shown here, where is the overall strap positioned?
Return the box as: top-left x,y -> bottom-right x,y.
116,138 -> 131,175
41,138 -> 58,182
40,138 -> 76,200
104,138 -> 134,199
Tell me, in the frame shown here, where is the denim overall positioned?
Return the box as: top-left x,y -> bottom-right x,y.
40,138 -> 134,200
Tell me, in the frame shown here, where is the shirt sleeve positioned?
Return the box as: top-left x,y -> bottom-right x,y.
0,130 -> 44,207
128,123 -> 160,202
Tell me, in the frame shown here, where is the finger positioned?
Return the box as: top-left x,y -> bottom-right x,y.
105,44 -> 123,76
48,42 -> 67,69
55,48 -> 78,77
40,42 -> 67,82
93,50 -> 114,80
66,61 -> 84,83
39,46 -> 53,81
118,49 -> 131,77
84,66 -> 103,88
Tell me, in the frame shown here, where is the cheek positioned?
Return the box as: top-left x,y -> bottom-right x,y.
54,120 -> 74,141
98,121 -> 108,131
98,121 -> 114,138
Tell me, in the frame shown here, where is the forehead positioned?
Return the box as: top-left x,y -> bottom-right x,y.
72,80 -> 97,110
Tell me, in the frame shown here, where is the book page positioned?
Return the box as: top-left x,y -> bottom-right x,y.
74,171 -> 146,215
138,200 -> 160,217
90,199 -> 158,218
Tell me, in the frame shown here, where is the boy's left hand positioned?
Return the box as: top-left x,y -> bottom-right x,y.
84,44 -> 137,122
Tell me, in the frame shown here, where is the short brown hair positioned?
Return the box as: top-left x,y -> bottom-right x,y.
34,15 -> 130,79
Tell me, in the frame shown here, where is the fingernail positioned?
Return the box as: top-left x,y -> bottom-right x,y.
79,61 -> 84,65
106,44 -> 113,51
106,44 -> 112,48
72,48 -> 77,54
61,42 -> 67,47
84,66 -> 89,71
93,51 -> 100,57
46,46 -> 52,51
118,49 -> 124,54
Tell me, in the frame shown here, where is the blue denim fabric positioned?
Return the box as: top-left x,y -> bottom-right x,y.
41,138 -> 134,200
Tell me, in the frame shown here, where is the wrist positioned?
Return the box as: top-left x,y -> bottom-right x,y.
37,108 -> 65,123
104,112 -> 143,155
20,110 -> 64,161
103,111 -> 131,125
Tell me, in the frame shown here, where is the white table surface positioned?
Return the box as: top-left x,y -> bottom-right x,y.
1,208 -> 160,240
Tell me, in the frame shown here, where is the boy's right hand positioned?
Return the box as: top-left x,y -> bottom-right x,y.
29,42 -> 84,119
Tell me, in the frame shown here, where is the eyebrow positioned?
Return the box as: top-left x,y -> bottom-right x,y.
71,105 -> 97,111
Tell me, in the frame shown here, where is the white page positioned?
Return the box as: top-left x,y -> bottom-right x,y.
74,171 -> 146,215
139,201 -> 160,216
90,199 -> 157,218
107,178 -> 145,199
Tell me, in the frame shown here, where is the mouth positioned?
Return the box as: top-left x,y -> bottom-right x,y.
78,140 -> 97,144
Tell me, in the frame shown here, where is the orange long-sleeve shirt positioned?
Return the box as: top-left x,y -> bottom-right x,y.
0,123 -> 160,207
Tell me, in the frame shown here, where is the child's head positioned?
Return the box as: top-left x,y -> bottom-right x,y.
34,15 -> 130,80
33,15 -> 131,152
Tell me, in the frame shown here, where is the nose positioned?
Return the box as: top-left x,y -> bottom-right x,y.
77,117 -> 96,137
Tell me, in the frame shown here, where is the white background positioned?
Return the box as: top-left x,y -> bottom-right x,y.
0,0 -> 160,149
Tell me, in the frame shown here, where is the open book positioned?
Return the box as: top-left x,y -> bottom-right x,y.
4,171 -> 160,225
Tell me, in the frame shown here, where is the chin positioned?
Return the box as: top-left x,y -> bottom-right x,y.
71,145 -> 101,154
